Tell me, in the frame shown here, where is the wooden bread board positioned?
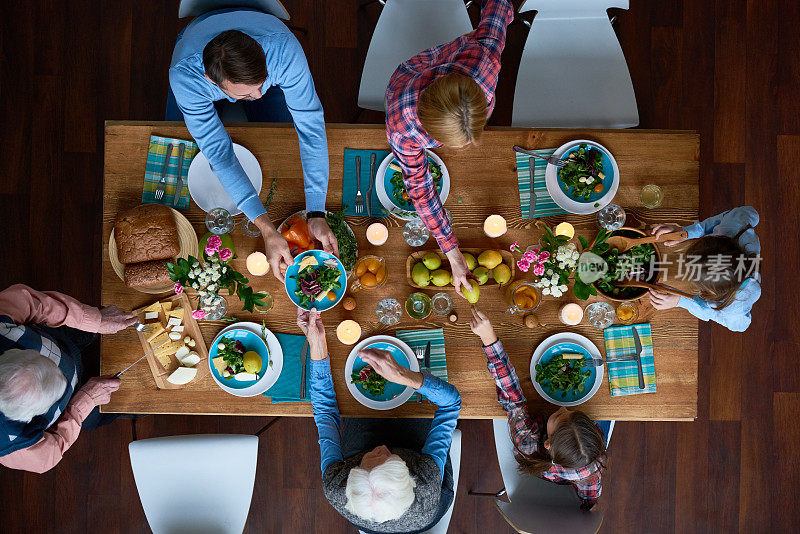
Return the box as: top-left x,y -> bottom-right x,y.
405,248 -> 516,290
132,293 -> 210,389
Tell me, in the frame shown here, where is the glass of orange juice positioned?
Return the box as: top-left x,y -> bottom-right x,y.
351,255 -> 388,292
505,280 -> 542,315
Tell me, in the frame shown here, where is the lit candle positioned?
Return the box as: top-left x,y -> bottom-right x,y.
366,223 -> 389,246
246,251 -> 270,276
483,215 -> 507,238
559,303 -> 584,326
554,222 -> 575,239
336,320 -> 362,345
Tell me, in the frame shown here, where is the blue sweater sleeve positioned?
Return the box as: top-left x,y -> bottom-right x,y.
418,374 -> 462,481
678,278 -> 761,332
310,358 -> 343,473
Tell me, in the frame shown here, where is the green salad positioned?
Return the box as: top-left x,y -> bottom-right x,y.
291,258 -> 342,310
557,144 -> 606,201
216,336 -> 247,376
535,354 -> 591,399
595,243 -> 656,298
351,365 -> 387,396
325,210 -> 357,274
390,158 -> 442,208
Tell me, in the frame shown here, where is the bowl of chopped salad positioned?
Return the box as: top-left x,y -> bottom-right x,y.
530,332 -> 604,407
208,323 -> 283,397
345,335 -> 419,410
375,150 -> 450,220
545,140 -> 619,215
284,249 -> 347,311
591,228 -> 660,302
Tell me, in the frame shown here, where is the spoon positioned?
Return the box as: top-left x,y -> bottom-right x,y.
606,230 -> 688,253
613,280 -> 696,298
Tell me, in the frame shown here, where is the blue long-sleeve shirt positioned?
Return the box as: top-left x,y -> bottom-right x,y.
678,206 -> 761,332
169,9 -> 328,221
310,358 -> 461,481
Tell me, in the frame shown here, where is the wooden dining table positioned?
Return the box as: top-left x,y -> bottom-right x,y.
101,121 -> 699,421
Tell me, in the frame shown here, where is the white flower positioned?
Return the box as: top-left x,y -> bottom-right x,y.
211,273 -> 221,282
568,243 -> 576,250
547,269 -> 553,275
551,274 -> 559,284
541,279 -> 550,287
192,262 -> 199,268
222,266 -> 228,274
191,282 -> 199,289
207,284 -> 216,292
542,287 -> 551,295
552,289 -> 562,298
560,284 -> 568,292
558,262 -> 565,269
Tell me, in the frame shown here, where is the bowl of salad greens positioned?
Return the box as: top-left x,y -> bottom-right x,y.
545,139 -> 619,215
530,333 -> 604,407
375,150 -> 450,220
277,210 -> 358,276
592,228 -> 660,302
207,323 -> 283,397
284,250 -> 347,311
345,336 -> 419,410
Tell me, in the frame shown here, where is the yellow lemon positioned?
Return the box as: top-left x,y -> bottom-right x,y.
242,351 -> 262,374
554,222 -> 575,239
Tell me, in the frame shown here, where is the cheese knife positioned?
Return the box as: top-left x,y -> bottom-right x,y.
299,339 -> 309,399
173,142 -> 185,207
528,157 -> 537,218
113,338 -> 171,378
632,328 -> 646,389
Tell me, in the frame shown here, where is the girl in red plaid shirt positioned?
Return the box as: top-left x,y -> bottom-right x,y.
469,308 -> 607,510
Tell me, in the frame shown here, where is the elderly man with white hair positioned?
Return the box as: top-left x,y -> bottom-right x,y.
297,309 -> 461,533
0,284 -> 136,473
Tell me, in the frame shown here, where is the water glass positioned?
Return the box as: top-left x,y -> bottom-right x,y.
431,292 -> 454,316
375,298 -> 402,326
585,301 -> 615,329
202,294 -> 228,321
640,184 -> 664,209
205,207 -> 235,235
254,291 -> 274,314
405,292 -> 432,320
403,218 -> 430,247
241,217 -> 261,237
597,204 -> 626,231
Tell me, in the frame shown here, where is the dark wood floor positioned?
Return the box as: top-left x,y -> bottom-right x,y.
0,1 -> 797,532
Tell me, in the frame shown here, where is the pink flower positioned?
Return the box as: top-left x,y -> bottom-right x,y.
533,264 -> 545,276
522,250 -> 537,263
510,241 -> 519,253
206,235 -> 222,251
517,258 -> 530,272
218,247 -> 233,262
192,309 -> 206,320
528,248 -> 540,256
174,283 -> 184,294
538,251 -> 550,262
205,244 -> 218,257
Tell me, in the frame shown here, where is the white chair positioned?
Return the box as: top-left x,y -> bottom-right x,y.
358,0 -> 473,111
512,0 -> 638,128
358,429 -> 462,534
129,434 -> 259,534
490,419 -> 603,534
178,0 -> 289,20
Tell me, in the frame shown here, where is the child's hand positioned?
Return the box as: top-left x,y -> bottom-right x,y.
651,223 -> 687,246
649,289 -> 680,310
470,307 -> 498,346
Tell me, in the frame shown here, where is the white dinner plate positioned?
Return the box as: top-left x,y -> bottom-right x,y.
345,335 -> 419,410
375,150 -> 450,220
530,332 -> 604,407
188,143 -> 263,215
544,139 -> 619,215
208,322 -> 284,397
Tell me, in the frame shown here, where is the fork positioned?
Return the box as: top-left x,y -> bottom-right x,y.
154,143 -> 175,200
414,345 -> 426,370
513,145 -> 568,167
354,155 -> 364,214
133,322 -> 154,334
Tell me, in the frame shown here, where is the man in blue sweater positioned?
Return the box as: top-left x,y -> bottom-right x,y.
168,9 -> 337,280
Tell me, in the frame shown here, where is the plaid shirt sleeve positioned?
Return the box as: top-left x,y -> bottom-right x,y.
474,0 -> 515,50
483,340 -> 541,456
541,463 -> 603,509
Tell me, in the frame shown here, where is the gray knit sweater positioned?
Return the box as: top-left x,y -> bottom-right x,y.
322,448 -> 443,534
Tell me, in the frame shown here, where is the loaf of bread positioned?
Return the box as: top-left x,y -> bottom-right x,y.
115,204 -> 179,264
124,260 -> 173,288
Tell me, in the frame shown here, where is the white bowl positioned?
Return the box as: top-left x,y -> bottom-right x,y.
544,139 -> 619,215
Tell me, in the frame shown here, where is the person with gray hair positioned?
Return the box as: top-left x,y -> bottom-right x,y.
297,308 -> 461,533
0,284 -> 136,473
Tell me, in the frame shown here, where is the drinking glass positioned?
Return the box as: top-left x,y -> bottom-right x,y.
504,281 -> 541,315
640,185 -> 664,209
585,301 -> 615,329
597,204 -> 626,231
403,218 -> 430,247
616,302 -> 639,324
431,292 -> 454,316
205,207 -> 235,234
351,256 -> 388,292
375,298 -> 402,326
254,291 -> 274,314
405,292 -> 432,320
241,217 -> 261,237
202,294 -> 228,321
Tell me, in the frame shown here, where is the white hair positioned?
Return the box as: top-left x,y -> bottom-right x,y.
0,349 -> 67,423
345,454 -> 416,523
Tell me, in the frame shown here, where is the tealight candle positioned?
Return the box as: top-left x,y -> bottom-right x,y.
246,251 -> 270,276
336,320 -> 362,345
483,215 -> 507,238
559,303 -> 584,326
366,223 -> 389,246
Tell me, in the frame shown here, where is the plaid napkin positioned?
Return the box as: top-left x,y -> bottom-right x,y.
142,135 -> 199,210
603,323 -> 656,396
395,328 -> 447,402
263,332 -> 310,403
515,150 -> 569,218
342,148 -> 391,217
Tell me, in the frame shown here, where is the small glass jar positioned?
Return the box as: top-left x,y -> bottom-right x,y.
431,292 -> 454,316
254,291 -> 274,314
241,217 -> 261,237
640,185 -> 664,209
375,298 -> 402,326
403,218 -> 430,247
205,207 -> 235,235
202,294 -> 228,321
351,256 -> 388,292
616,302 -> 639,324
597,204 -> 626,231
405,292 -> 432,320
585,301 -> 615,329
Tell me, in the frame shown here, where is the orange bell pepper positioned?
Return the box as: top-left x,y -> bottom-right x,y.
281,217 -> 312,249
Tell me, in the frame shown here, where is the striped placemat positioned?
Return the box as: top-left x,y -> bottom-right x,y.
395,327 -> 447,403
603,323 -> 657,396
515,150 -> 568,218
142,135 -> 199,210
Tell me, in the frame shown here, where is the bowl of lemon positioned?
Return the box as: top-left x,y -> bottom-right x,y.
208,323 -> 283,397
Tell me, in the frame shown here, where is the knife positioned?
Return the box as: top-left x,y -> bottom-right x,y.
631,328 -> 646,389
423,341 -> 431,370
173,142 -> 186,207
528,157 -> 537,218
299,340 -> 309,398
113,338 -> 171,378
367,152 -> 376,216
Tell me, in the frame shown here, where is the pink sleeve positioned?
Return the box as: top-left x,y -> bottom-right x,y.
0,284 -> 102,332
0,390 -> 96,474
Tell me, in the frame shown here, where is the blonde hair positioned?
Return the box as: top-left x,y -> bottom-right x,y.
344,454 -> 416,523
417,73 -> 487,147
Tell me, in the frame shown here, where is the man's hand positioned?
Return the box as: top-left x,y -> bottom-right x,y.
359,348 -> 424,389
469,307 -> 498,346
651,223 -> 687,246
296,308 -> 328,360
261,228 -> 294,282
80,375 -> 121,406
308,217 -> 340,257
648,289 -> 680,310
98,306 -> 137,334
445,248 -> 475,298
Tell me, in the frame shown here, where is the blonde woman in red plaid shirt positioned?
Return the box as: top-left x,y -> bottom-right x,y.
384,0 -> 514,297
469,308 -> 607,510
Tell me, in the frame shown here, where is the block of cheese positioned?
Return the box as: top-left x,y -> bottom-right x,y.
143,302 -> 162,314
156,353 -> 172,369
149,331 -> 171,348
145,324 -> 166,343
168,331 -> 183,341
167,307 -> 184,320
167,316 -> 183,328
181,352 -> 201,367
212,356 -> 227,375
162,301 -> 173,313
174,346 -> 190,362
143,310 -> 160,324
166,366 -> 197,386
153,340 -> 184,358
170,324 -> 184,333
234,372 -> 257,381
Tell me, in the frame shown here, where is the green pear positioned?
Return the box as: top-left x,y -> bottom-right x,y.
431,269 -> 452,287
422,252 -> 442,270
473,266 -> 490,285
463,253 -> 477,271
492,263 -> 512,286
411,262 -> 431,287
460,280 -> 480,304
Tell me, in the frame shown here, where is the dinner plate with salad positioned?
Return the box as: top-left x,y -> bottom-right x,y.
345,335 -> 419,410
530,332 -> 604,407
208,323 -> 284,397
544,139 -> 619,215
284,249 -> 347,311
277,210 -> 358,276
375,150 -> 450,220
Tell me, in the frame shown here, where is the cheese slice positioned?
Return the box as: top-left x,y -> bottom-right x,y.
168,331 -> 183,341
149,331 -> 171,348
143,311 -> 160,324
145,324 -> 166,343
181,352 -> 201,367
162,301 -> 173,313
167,307 -> 185,320
388,162 -> 401,172
315,290 -> 332,302
166,366 -> 197,386
170,324 -> 185,333
234,372 -> 257,381
153,340 -> 184,358
174,346 -> 191,362
298,256 -> 319,270
156,353 -> 172,369
143,302 -> 162,313
212,356 -> 227,374
167,316 -> 183,328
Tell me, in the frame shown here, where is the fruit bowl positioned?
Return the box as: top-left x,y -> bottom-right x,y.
405,248 -> 516,290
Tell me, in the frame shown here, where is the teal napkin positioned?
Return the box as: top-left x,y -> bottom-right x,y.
263,332 -> 310,403
142,135 -> 198,210
395,328 -> 447,402
342,148 -> 391,217
514,150 -> 569,218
